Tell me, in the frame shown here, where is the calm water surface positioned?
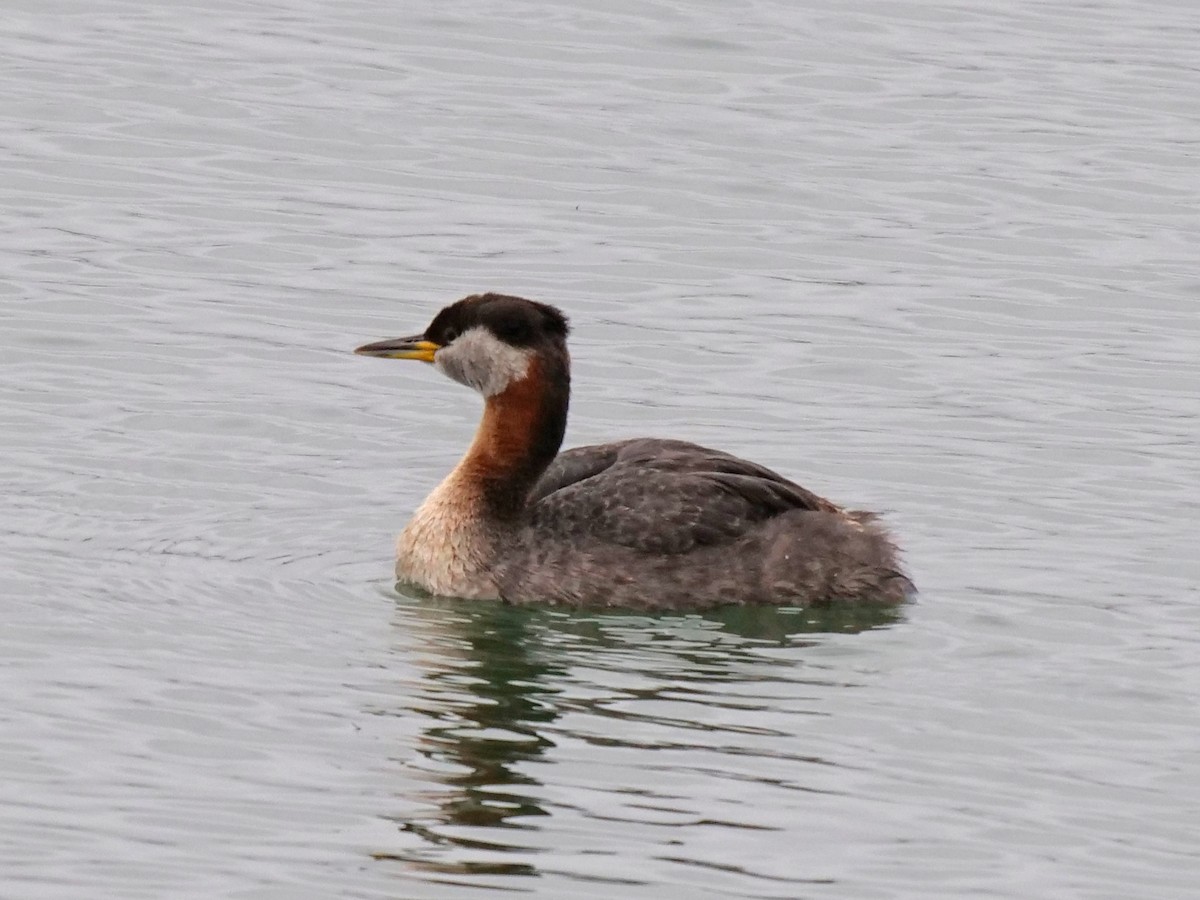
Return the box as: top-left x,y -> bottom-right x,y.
2,0 -> 1198,897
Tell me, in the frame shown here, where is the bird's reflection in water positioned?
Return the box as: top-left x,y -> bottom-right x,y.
378,590 -> 903,881
377,594 -> 558,879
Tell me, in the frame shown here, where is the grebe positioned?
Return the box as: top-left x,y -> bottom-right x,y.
356,293 -> 912,610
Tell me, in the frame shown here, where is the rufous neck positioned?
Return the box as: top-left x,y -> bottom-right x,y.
456,355 -> 568,520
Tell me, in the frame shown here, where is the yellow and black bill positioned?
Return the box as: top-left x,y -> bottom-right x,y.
353,335 -> 440,362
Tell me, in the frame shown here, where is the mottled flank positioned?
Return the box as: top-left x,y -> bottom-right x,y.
362,294 -> 913,611
494,439 -> 913,610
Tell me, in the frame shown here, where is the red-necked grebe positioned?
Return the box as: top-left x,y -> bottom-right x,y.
355,293 -> 911,610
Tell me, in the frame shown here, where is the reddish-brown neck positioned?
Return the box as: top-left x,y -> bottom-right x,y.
457,354 -> 569,519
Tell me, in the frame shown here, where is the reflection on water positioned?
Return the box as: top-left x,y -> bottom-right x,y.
380,594 -> 901,879
384,599 -> 561,879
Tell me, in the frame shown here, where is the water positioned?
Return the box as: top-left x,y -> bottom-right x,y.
2,0 -> 1198,897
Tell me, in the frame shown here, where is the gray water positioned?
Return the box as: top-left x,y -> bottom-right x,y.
3,0 -> 1198,897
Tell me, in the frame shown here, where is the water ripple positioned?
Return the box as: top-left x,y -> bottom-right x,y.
3,0 -> 1198,897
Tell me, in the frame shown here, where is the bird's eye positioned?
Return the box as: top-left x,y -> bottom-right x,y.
443,328 -> 458,344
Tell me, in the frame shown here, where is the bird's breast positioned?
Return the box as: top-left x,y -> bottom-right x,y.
395,478 -> 502,600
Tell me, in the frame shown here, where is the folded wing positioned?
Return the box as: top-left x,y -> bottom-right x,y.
527,438 -> 842,554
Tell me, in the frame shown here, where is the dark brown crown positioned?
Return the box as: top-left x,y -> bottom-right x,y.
425,294 -> 569,348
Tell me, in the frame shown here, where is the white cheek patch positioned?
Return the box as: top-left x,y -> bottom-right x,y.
434,326 -> 533,396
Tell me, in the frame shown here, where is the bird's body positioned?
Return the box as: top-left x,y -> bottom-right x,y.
356,294 -> 911,611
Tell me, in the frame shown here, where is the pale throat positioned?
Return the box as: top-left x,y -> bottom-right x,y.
433,327 -> 534,398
